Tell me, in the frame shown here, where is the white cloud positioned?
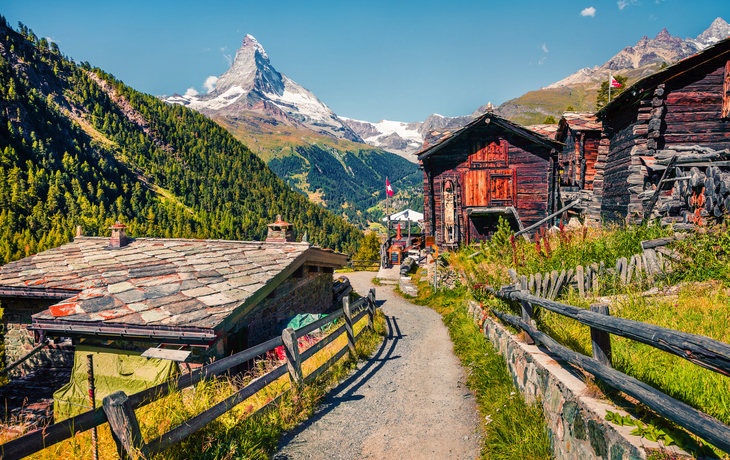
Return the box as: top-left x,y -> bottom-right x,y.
580,6 -> 596,16
45,36 -> 58,43
184,87 -> 199,97
617,0 -> 638,10
539,56 -> 547,65
541,43 -> 548,53
223,54 -> 232,66
203,76 -> 218,93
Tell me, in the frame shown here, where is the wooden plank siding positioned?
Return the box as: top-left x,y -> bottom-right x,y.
420,120 -> 558,248
595,38 -> 730,223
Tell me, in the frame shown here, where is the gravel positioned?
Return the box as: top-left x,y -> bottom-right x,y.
272,272 -> 481,459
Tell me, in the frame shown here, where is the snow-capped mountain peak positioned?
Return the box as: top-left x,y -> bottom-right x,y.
163,34 -> 361,142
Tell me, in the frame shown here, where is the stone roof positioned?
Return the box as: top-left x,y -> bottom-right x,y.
555,112 -> 601,143
0,237 -> 347,344
526,124 -> 559,139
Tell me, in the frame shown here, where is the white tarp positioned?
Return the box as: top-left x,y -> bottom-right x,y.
382,209 -> 424,222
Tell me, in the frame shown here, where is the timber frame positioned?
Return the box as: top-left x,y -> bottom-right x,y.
417,111 -> 562,248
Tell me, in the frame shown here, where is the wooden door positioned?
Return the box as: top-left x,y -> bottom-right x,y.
487,169 -> 516,206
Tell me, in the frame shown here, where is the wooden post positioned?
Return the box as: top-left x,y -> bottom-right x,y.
520,292 -> 535,345
87,355 -> 98,460
367,289 -> 376,331
102,391 -> 148,460
577,265 -> 584,298
590,303 -> 612,367
535,273 -> 542,297
282,327 -> 303,389
343,297 -> 357,357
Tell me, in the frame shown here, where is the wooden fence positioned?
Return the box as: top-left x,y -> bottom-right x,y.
483,284 -> 730,454
0,290 -> 378,460
506,237 -> 680,301
345,260 -> 380,271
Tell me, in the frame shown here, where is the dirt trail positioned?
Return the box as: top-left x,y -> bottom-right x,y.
273,272 -> 480,460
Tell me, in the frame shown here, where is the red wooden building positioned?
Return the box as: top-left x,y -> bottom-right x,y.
417,111 -> 562,249
554,112 -> 603,217
594,36 -> 730,224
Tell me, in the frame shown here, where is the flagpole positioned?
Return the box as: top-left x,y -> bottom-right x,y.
386,177 -> 390,239
609,72 -> 612,103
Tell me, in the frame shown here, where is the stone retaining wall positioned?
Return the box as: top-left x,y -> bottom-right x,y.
466,301 -> 687,460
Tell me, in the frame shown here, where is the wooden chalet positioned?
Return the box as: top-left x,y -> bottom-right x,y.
417,111 -> 562,248
554,112 -> 603,216
594,36 -> 730,224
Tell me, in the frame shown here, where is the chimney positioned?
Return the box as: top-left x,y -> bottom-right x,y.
109,221 -> 128,249
76,225 -> 83,237
266,215 -> 294,243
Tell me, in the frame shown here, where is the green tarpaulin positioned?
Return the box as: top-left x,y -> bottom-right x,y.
53,345 -> 178,422
284,313 -> 326,331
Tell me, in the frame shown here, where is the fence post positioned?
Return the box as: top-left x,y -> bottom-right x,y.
520,291 -> 535,345
87,355 -> 98,460
589,303 -> 612,367
282,327 -> 303,389
343,297 -> 357,357
367,289 -> 376,331
102,391 -> 148,460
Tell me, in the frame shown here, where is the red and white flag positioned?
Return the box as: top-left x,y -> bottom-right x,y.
386,178 -> 394,197
609,75 -> 622,88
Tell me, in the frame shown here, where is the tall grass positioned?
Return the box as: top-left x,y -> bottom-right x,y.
412,280 -> 552,460
15,311 -> 386,460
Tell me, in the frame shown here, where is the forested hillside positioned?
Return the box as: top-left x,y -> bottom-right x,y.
0,17 -> 362,263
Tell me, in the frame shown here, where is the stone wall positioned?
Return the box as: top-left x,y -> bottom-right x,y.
466,301 -> 687,460
243,267 -> 333,348
2,297 -> 75,376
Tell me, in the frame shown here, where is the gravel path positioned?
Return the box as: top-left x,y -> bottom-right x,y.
272,272 -> 481,460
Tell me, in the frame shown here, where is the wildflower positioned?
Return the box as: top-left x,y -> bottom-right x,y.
485,414 -> 493,425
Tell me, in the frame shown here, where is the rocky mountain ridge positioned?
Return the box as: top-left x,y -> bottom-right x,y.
165,34 -> 362,143
345,17 -> 729,155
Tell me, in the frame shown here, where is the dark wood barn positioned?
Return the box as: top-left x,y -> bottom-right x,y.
594,36 -> 730,224
554,112 -> 603,217
417,111 -> 562,249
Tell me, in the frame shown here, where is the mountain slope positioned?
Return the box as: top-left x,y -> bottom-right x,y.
345,17 -> 730,149
164,36 -> 421,224
0,18 -> 362,262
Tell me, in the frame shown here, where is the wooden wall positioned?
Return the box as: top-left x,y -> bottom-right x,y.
422,125 -> 555,247
560,129 -> 600,190
598,55 -> 730,224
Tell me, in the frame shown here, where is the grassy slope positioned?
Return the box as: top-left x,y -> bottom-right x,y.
497,64 -> 662,125
456,221 -> 730,458
215,114 -> 422,228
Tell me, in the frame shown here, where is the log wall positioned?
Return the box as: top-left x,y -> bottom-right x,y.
599,55 -> 730,224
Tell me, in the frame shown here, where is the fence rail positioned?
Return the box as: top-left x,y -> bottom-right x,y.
0,290 -> 378,460
485,284 -> 730,454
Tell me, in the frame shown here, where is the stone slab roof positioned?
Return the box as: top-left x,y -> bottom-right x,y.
555,112 -> 601,143
526,124 -> 559,139
0,237 -> 347,344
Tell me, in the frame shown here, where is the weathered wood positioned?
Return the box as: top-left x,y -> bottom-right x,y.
548,270 -> 559,300
508,268 -> 519,283
643,155 -> 677,224
102,391 -> 148,460
282,327 -> 303,388
619,257 -> 628,284
590,304 -> 613,367
367,289 -> 376,330
491,309 -> 730,454
140,348 -> 192,362
502,290 -> 730,377
87,355 -> 98,460
514,199 -> 582,237
553,269 -> 569,300
592,271 -> 599,295
576,265 -> 585,298
542,273 -> 550,299
535,273 -> 542,297
343,297 -> 357,356
529,274 -> 534,295
520,293 -> 534,345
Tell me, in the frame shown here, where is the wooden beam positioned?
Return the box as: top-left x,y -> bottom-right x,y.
514,199 -> 582,237
642,155 -> 677,225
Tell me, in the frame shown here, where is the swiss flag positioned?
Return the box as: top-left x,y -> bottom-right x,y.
386,178 -> 394,197
610,76 -> 622,88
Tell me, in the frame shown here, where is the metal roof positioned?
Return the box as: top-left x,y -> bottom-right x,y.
0,237 -> 347,343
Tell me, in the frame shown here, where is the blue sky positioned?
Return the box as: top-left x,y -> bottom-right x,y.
3,0 -> 727,122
